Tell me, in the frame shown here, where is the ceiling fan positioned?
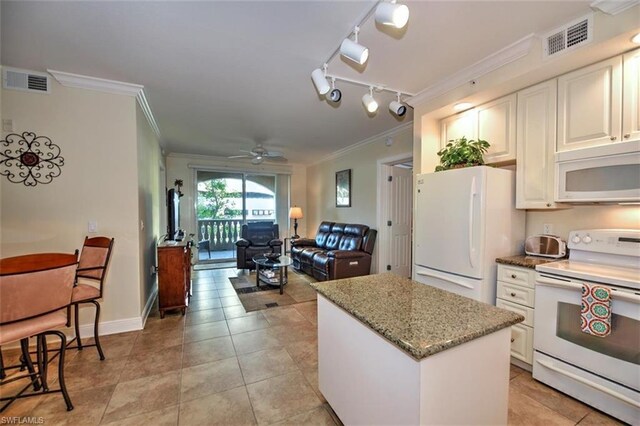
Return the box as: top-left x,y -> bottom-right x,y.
228,144 -> 287,165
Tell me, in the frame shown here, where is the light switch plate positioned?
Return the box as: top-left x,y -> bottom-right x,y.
88,220 -> 98,233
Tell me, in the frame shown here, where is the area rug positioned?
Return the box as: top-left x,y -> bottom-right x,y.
229,269 -> 318,312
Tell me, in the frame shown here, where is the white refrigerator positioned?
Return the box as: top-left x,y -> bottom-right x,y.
412,166 -> 525,304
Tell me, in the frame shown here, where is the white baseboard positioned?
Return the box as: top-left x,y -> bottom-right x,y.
141,284 -> 158,329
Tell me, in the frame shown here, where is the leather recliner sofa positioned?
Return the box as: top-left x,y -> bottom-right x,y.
290,221 -> 377,281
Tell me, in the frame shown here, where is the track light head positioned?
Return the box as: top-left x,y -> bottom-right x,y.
311,68 -> 330,95
362,87 -> 379,113
389,100 -> 407,117
328,78 -> 342,103
340,31 -> 369,65
375,2 -> 410,29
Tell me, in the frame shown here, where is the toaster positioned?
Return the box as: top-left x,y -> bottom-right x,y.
525,235 -> 567,258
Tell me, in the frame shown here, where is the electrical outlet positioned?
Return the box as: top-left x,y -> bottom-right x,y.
543,223 -> 553,235
88,220 -> 98,233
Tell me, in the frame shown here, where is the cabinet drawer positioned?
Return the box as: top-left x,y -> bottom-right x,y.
510,323 -> 533,365
498,265 -> 534,288
496,299 -> 534,327
497,281 -> 535,307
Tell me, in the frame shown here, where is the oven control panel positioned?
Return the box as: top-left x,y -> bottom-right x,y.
568,229 -> 640,257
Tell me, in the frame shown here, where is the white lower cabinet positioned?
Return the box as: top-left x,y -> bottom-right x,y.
497,264 -> 535,365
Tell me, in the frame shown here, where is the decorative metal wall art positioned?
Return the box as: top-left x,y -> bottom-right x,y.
0,132 -> 64,186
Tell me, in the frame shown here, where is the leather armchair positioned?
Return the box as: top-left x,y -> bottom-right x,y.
236,222 -> 282,270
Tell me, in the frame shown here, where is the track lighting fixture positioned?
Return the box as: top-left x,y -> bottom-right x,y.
375,1 -> 410,29
311,67 -> 330,95
362,87 -> 379,113
340,27 -> 369,65
328,78 -> 342,103
389,93 -> 407,117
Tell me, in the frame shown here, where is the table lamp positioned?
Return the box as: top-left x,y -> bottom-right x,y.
289,206 -> 303,238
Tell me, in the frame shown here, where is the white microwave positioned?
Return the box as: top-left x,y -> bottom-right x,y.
555,141 -> 640,203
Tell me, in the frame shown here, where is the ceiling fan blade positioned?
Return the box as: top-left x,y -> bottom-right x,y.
263,156 -> 288,163
263,151 -> 284,157
228,155 -> 251,159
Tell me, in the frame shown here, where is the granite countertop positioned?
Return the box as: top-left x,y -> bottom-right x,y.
495,254 -> 562,269
310,274 -> 524,361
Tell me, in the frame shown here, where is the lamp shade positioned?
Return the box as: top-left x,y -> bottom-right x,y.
289,207 -> 303,219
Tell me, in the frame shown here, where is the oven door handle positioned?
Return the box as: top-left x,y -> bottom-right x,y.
536,276 -> 640,304
536,358 -> 640,408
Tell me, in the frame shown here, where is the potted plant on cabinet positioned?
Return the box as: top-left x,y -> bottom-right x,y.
435,137 -> 490,172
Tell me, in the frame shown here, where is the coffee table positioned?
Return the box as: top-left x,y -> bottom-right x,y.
252,254 -> 293,295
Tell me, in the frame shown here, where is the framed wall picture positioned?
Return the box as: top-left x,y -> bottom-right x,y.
336,169 -> 351,207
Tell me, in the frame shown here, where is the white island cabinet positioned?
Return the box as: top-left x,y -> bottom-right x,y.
312,274 -> 524,425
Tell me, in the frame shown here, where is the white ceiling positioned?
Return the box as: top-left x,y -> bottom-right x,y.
1,1 -> 592,164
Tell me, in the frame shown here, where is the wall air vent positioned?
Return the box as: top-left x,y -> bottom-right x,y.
2,68 -> 51,94
543,14 -> 592,59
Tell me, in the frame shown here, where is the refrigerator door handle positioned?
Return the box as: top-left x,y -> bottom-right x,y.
468,176 -> 477,268
416,269 -> 474,289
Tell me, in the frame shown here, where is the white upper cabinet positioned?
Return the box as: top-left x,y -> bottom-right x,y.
557,56 -> 623,152
476,94 -> 517,164
516,80 -> 566,209
623,49 -> 640,142
440,110 -> 477,150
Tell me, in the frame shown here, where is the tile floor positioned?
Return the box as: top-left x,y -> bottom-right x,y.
0,267 -> 625,425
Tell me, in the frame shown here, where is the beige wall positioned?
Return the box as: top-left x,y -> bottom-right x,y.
136,103 -> 163,313
305,123 -> 414,271
0,79 -> 143,325
165,154 -> 306,248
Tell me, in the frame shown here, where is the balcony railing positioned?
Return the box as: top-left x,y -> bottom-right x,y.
198,219 -> 243,251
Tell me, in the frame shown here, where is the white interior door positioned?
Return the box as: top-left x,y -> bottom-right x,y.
388,165 -> 413,278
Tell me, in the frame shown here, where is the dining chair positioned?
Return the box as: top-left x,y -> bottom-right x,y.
0,252 -> 78,412
67,236 -> 114,360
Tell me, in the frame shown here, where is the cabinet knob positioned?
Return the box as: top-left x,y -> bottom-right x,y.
624,134 -> 631,139
546,203 -> 552,207
510,292 -> 517,297
511,274 -> 517,279
610,136 -> 617,141
510,338 -> 515,343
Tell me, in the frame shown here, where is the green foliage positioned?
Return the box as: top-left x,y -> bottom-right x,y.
435,137 -> 490,172
197,180 -> 234,219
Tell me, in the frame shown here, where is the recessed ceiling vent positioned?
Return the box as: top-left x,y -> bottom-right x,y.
543,14 -> 592,59
2,68 -> 51,94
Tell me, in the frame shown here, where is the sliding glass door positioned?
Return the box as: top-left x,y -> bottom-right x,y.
196,171 -> 277,263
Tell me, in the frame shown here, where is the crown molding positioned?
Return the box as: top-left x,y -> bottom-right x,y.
136,89 -> 161,139
590,0 -> 639,15
309,121 -> 413,166
48,69 -> 161,139
47,69 -> 143,96
406,33 -> 536,108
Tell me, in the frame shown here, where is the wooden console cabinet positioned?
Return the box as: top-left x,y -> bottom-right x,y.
157,240 -> 192,318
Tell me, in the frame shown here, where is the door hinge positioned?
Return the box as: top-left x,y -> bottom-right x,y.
387,176 -> 393,182
386,265 -> 391,271
387,220 -> 392,226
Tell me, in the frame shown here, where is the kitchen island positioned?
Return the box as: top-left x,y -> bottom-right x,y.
311,273 -> 524,425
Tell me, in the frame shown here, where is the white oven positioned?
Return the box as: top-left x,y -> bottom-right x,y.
555,140 -> 640,203
533,229 -> 640,424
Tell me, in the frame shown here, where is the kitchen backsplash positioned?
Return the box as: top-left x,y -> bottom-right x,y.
526,205 -> 640,240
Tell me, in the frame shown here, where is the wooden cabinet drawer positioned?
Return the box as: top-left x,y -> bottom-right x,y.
498,265 -> 534,288
496,299 -> 534,327
497,281 -> 535,307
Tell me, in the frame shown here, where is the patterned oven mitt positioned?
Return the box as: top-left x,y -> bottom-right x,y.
581,283 -> 612,337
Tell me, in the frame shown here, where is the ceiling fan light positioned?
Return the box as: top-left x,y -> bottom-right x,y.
340,38 -> 369,65
375,2 -> 410,29
311,68 -> 330,95
389,100 -> 407,117
362,92 -> 379,113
